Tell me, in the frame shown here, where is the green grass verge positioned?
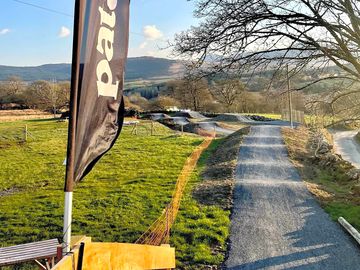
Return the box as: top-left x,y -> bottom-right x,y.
314,169 -> 360,230
0,119 -> 208,269
282,127 -> 360,231
325,203 -> 360,229
171,139 -> 230,269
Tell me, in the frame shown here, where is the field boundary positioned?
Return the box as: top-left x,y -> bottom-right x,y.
136,137 -> 213,246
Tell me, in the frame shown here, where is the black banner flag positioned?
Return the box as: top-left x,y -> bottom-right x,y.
65,0 -> 130,190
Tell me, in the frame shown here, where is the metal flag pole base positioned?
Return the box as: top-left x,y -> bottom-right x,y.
63,191 -> 73,255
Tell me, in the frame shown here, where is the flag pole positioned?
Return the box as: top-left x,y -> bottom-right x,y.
63,0 -> 82,255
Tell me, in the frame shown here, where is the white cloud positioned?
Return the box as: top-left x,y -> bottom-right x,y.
139,41 -> 148,49
143,25 -> 163,40
0,29 -> 10,35
129,25 -> 168,57
58,26 -> 71,38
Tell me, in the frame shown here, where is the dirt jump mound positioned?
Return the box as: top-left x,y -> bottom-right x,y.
174,111 -> 207,119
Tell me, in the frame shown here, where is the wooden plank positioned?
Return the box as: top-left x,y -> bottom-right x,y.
0,239 -> 59,267
52,242 -> 175,270
0,239 -> 59,251
70,235 -> 91,247
51,236 -> 91,270
34,259 -> 47,270
0,248 -> 57,260
0,247 -> 56,255
0,246 -> 57,257
0,246 -> 57,258
338,217 -> 360,245
83,243 -> 175,269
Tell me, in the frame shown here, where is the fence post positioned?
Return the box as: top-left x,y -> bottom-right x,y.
24,125 -> 28,142
166,206 -> 170,243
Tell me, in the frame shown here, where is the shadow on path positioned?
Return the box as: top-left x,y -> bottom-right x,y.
226,125 -> 360,270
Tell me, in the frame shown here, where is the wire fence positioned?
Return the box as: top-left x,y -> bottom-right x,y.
0,125 -> 35,144
123,120 -> 160,136
281,109 -> 305,124
0,120 -> 161,145
135,137 -> 213,246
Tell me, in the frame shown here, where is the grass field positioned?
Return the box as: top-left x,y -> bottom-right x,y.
0,119 -> 229,269
243,113 -> 338,128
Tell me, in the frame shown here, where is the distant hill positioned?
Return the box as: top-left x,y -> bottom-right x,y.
0,57 -> 184,82
0,64 -> 71,82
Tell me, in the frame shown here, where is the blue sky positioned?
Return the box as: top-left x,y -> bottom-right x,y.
0,0 -> 197,66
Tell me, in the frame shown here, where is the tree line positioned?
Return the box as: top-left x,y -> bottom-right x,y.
125,75 -> 305,114
0,76 -> 70,116
0,74 -> 307,116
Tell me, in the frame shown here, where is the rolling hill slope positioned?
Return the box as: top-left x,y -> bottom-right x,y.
0,56 -> 184,82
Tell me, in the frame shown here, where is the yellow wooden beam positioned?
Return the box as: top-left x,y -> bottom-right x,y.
52,239 -> 175,270
82,243 -> 175,269
53,236 -> 91,270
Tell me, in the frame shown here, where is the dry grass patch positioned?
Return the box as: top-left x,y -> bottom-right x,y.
193,127 -> 250,210
304,182 -> 334,201
0,109 -> 53,121
282,126 -> 360,230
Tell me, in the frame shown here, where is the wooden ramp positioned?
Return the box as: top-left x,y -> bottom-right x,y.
0,238 -> 59,269
53,236 -> 175,270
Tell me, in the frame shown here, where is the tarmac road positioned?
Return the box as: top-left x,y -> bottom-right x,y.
226,125 -> 360,270
332,130 -> 360,169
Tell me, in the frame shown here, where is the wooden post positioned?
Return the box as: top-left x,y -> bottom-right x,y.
151,121 -> 154,136
286,65 -> 293,128
24,125 -> 28,142
130,123 -> 137,135
181,125 -> 184,136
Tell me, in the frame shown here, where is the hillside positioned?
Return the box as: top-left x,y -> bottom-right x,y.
0,57 -> 184,82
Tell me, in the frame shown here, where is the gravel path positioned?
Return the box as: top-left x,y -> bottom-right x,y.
332,130 -> 360,169
226,125 -> 360,270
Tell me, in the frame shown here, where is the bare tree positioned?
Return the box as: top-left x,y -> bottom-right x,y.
6,76 -> 24,96
0,76 -> 26,106
128,93 -> 150,110
149,96 -> 180,111
305,81 -> 360,127
175,0 -> 360,85
167,76 -> 212,111
210,79 -> 245,111
26,80 -> 70,117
